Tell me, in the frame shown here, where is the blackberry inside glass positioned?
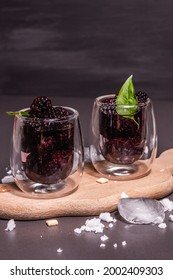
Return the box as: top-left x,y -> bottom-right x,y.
21,97 -> 74,184
99,94 -> 148,165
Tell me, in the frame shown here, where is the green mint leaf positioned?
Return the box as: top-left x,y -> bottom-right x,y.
6,111 -> 30,117
115,75 -> 138,124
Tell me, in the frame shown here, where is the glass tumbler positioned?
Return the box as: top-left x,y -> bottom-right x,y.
90,94 -> 157,180
10,106 -> 84,198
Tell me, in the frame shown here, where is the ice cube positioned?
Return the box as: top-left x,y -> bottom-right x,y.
84,147 -> 90,162
118,198 -> 165,224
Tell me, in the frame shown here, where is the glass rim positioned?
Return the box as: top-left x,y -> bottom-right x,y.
16,106 -> 79,121
95,94 -> 150,107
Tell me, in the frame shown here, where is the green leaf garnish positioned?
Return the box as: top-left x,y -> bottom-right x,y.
6,111 -> 30,117
116,75 -> 138,125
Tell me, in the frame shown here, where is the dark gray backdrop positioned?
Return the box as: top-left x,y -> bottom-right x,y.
1,1 -> 173,261
1,0 -> 173,156
0,0 -> 173,99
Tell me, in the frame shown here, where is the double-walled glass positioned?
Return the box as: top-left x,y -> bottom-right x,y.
10,107 -> 84,198
90,94 -> 157,180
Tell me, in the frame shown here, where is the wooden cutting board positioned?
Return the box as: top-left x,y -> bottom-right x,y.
1,149 -> 173,220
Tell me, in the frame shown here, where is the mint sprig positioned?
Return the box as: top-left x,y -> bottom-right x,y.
6,111 -> 30,117
116,75 -> 138,125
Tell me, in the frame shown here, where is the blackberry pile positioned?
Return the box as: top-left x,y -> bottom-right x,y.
99,92 -> 148,164
136,91 -> 148,104
22,96 -> 74,184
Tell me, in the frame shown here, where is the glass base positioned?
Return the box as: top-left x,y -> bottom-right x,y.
13,177 -> 78,199
93,160 -> 150,180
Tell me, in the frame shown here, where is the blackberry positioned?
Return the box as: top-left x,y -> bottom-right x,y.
99,96 -> 146,164
21,96 -> 74,184
136,91 -> 149,104
37,136 -> 56,153
30,96 -> 54,118
53,106 -> 72,119
25,149 -> 73,183
100,97 -> 116,115
101,136 -> 145,164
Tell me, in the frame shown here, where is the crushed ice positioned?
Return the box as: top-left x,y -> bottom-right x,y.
57,248 -> 63,253
74,217 -> 105,234
74,212 -> 123,249
1,175 -> 14,184
99,212 -> 114,223
5,219 -> 16,232
84,147 -> 91,162
73,196 -> 173,250
160,198 -> 173,212
169,214 -> 173,221
158,222 -> 167,229
118,198 -> 165,224
100,234 -> 109,242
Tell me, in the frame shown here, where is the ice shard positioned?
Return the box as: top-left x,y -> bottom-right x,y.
118,198 -> 165,224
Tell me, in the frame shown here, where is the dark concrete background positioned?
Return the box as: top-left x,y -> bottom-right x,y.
1,0 -> 173,99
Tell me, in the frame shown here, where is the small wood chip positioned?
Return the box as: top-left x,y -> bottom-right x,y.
46,219 -> 59,227
96,178 -> 109,184
0,185 -> 10,192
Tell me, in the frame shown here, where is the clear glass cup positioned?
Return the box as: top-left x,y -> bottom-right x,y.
10,106 -> 84,198
90,94 -> 157,180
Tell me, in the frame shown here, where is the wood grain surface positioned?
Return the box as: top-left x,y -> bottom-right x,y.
0,149 -> 173,220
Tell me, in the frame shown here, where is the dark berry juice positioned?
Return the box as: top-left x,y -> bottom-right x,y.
99,96 -> 147,165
